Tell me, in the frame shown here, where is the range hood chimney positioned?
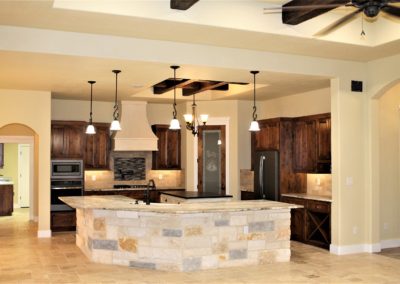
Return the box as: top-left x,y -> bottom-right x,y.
113,101 -> 158,151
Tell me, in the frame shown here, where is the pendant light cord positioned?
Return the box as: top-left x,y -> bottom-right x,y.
88,81 -> 96,124
113,70 -> 121,120
173,67 -> 177,119
251,71 -> 259,121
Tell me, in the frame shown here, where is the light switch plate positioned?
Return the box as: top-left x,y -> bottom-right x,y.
346,177 -> 353,186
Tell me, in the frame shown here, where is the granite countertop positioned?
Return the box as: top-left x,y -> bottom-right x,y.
0,181 -> 14,186
161,190 -> 233,199
281,193 -> 332,203
84,187 -> 185,192
60,195 -> 301,213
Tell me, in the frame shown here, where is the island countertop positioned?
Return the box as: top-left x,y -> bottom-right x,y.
60,195 -> 301,214
160,190 -> 233,199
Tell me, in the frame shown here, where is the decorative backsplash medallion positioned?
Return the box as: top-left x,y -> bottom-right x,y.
114,157 -> 146,180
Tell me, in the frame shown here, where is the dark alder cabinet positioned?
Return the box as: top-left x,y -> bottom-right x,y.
152,125 -> 181,170
51,121 -> 86,159
85,123 -> 110,170
0,185 -> 13,216
280,196 -> 331,249
292,113 -> 331,173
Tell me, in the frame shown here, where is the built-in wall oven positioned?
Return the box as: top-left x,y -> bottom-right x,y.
51,159 -> 84,212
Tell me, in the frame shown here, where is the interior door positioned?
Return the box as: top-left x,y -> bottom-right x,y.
18,144 -> 30,208
198,125 -> 226,194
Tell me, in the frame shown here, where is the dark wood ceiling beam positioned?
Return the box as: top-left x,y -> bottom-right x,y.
282,0 -> 349,25
182,81 -> 229,96
171,0 -> 199,10
153,79 -> 196,95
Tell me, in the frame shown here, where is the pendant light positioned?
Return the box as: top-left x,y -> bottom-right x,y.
110,70 -> 122,131
85,81 -> 96,135
249,70 -> 260,132
184,92 -> 208,136
169,65 -> 181,130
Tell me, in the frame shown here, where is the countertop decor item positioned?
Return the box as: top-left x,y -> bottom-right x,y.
85,81 -> 96,135
249,70 -> 260,132
110,70 -> 122,131
169,65 -> 181,130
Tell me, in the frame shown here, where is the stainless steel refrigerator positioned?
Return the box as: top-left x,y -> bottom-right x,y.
254,150 -> 279,201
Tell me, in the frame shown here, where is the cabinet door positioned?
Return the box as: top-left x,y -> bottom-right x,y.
64,125 -> 85,158
253,121 -> 280,151
85,124 -> 110,170
51,125 -> 66,158
293,119 -> 317,172
316,116 -> 331,161
305,200 -> 331,249
152,125 -> 181,170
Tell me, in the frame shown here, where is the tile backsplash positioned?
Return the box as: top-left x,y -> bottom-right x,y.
240,169 -> 254,192
306,174 -> 332,196
114,157 -> 146,180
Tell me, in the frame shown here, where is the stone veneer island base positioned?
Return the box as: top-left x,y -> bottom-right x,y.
61,195 -> 299,272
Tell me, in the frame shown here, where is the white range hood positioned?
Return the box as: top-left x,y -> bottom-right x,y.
113,101 -> 158,151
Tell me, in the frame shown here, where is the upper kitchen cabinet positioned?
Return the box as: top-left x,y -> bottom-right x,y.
51,121 -> 86,159
152,125 -> 181,170
252,119 -> 280,151
292,113 -> 331,173
85,123 -> 111,170
0,143 -> 4,168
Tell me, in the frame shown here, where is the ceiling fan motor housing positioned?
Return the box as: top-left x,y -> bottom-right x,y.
363,2 -> 382,17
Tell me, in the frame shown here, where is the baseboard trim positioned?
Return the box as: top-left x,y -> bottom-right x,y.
381,239 -> 400,249
330,243 -> 381,255
37,230 -> 52,238
13,203 -> 21,209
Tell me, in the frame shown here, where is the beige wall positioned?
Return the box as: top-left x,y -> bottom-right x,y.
378,83 -> 400,241
0,143 -> 19,204
0,90 -> 51,235
258,88 -> 331,120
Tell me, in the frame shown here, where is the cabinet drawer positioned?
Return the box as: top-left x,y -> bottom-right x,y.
307,200 -> 330,213
281,196 -> 306,206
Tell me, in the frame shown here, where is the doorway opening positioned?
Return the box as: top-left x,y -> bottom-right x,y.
197,122 -> 228,194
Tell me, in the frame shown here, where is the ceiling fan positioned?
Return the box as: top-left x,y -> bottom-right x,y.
264,0 -> 400,36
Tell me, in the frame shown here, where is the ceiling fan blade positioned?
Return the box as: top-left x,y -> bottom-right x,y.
314,7 -> 363,37
264,4 -> 347,12
382,4 -> 400,17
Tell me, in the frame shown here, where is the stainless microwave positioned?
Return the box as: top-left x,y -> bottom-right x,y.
51,159 -> 83,179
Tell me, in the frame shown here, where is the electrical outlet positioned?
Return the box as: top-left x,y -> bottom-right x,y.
384,223 -> 389,231
346,177 -> 354,187
352,226 -> 358,235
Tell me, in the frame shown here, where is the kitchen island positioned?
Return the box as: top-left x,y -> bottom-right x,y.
61,195 -> 300,272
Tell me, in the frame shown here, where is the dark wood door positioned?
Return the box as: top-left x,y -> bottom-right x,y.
152,125 -> 181,170
316,116 -> 331,161
198,125 -> 226,194
51,125 -> 65,158
85,123 -> 110,169
64,125 -> 85,158
292,119 -> 317,172
0,143 -> 4,168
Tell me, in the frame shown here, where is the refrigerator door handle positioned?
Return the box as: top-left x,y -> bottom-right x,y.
259,156 -> 266,199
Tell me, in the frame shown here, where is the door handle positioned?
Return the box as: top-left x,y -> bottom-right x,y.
259,156 -> 265,199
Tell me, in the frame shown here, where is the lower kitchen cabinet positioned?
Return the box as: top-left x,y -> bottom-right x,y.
0,184 -> 13,216
281,196 -> 331,249
240,190 -> 256,200
51,211 -> 76,232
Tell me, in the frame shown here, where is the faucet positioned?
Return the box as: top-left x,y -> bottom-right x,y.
145,179 -> 156,205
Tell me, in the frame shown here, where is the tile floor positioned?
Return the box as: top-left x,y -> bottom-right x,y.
1,209 -> 400,283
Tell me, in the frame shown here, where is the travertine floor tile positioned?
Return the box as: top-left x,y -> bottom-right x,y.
1,209 -> 400,283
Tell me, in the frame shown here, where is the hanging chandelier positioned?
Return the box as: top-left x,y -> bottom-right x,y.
110,70 -> 122,131
249,70 -> 260,132
85,80 -> 96,135
169,65 -> 181,130
183,93 -> 208,136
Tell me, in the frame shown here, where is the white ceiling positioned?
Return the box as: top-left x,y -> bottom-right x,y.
0,0 -> 398,102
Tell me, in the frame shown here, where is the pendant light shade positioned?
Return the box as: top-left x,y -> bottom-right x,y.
86,80 -> 96,135
249,70 -> 260,132
110,70 -> 122,131
169,65 -> 181,130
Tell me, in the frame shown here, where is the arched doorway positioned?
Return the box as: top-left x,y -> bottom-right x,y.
0,123 -> 38,221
